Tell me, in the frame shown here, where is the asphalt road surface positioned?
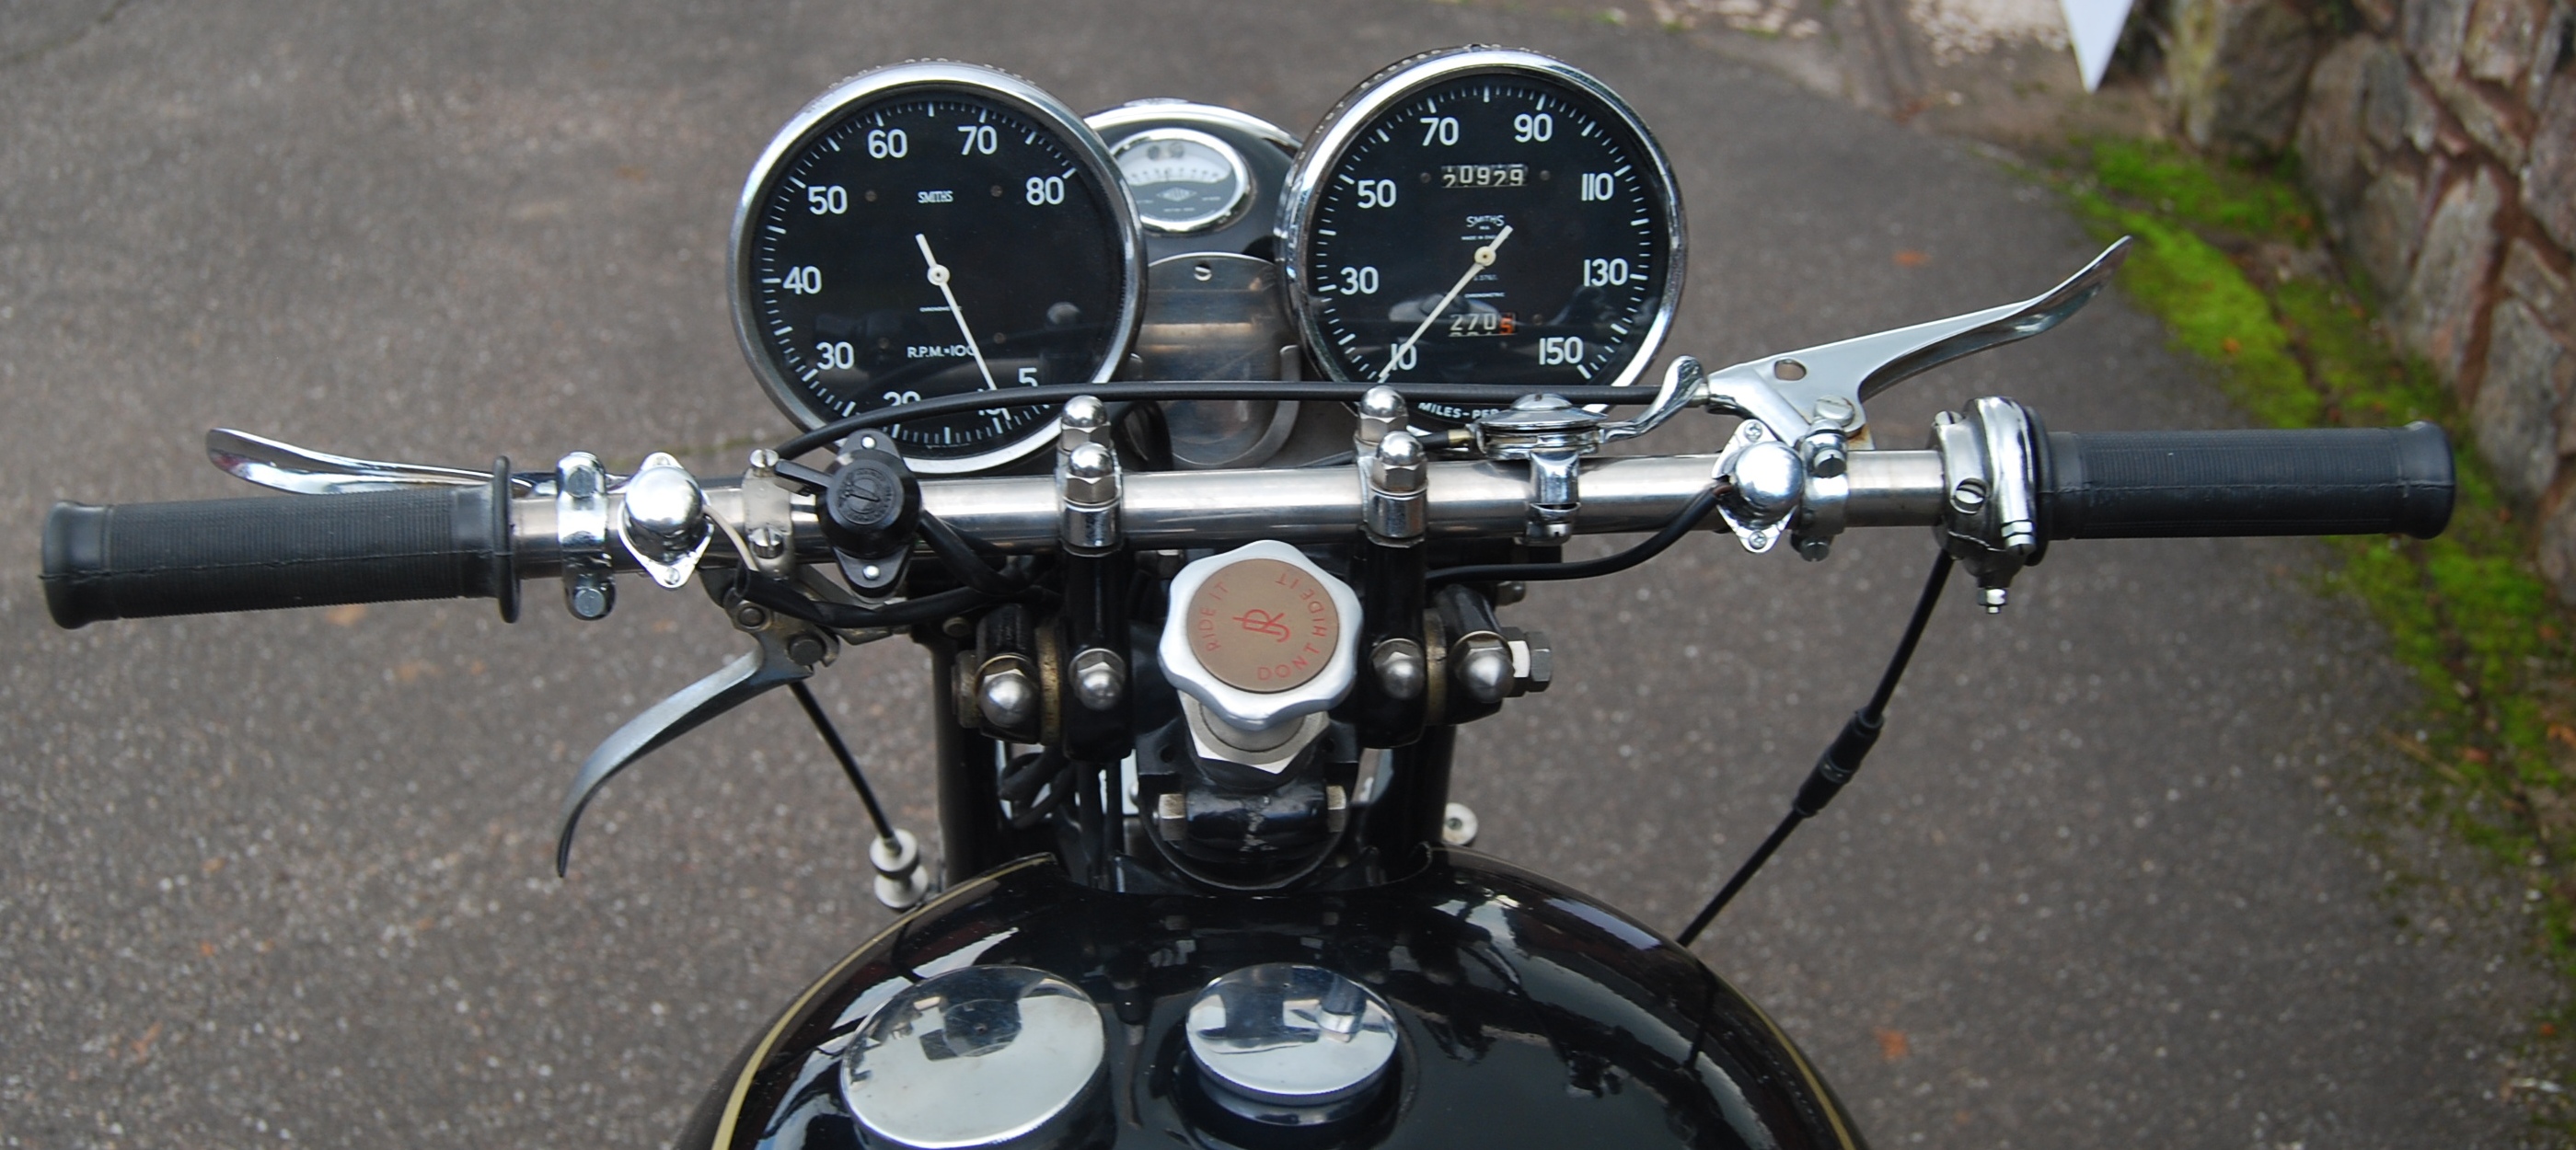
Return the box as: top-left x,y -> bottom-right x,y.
2,1 -> 2559,1146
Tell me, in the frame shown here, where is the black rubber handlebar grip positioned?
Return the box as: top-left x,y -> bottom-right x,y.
41,485 -> 514,628
2040,422 -> 2453,541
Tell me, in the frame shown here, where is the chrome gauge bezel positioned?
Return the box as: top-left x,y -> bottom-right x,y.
1107,127 -> 1255,236
1276,47 -> 1688,408
728,61 -> 1146,474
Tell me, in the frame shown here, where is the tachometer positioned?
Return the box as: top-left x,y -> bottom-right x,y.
731,63 -> 1143,472
1279,49 -> 1684,428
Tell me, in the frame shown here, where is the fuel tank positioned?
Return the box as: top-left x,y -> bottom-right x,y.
676,849 -> 1863,1149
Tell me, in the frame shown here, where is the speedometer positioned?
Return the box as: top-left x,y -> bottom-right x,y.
1279,49 -> 1684,428
731,63 -> 1143,472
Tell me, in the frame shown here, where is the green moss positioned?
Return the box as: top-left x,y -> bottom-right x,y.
2080,138 -> 2316,243
2044,139 -> 2576,1094
2065,194 -> 2320,427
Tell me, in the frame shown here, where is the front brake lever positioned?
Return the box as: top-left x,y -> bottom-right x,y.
208,428 -> 553,495
1702,237 -> 2131,446
552,616 -> 832,875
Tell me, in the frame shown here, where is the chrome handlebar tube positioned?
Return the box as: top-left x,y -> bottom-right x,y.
497,449 -> 1953,581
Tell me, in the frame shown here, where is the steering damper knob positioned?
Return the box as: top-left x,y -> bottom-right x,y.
1158,542 -> 1363,735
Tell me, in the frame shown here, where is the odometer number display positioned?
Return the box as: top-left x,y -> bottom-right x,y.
732,63 -> 1141,471
1282,50 -> 1684,427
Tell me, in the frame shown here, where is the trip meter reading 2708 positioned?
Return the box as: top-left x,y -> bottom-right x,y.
1279,49 -> 1685,430
730,63 -> 1143,473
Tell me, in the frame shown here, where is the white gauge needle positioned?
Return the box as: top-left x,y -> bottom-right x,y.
916,233 -> 1000,392
1378,224 -> 1512,384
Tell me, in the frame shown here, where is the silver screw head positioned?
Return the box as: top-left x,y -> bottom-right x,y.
1358,385 -> 1405,421
747,525 -> 788,559
1950,477 -> 1989,512
1357,385 -> 1407,446
1455,639 -> 1512,705
1059,395 -> 1110,453
565,576 -> 612,620
977,664 -> 1038,730
1369,430 -> 1426,494
1063,442 -> 1118,504
1979,585 -> 2009,613
1370,638 -> 1426,701
1070,648 -> 1125,711
558,453 -> 603,498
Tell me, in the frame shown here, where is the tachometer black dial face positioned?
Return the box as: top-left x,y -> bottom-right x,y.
732,63 -> 1141,472
1282,50 -> 1684,428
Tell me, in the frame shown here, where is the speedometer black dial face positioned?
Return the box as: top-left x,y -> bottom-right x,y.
1281,50 -> 1684,428
732,63 -> 1142,472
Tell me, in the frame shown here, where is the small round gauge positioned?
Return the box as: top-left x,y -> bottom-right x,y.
1279,48 -> 1685,429
1113,128 -> 1252,235
731,63 -> 1144,472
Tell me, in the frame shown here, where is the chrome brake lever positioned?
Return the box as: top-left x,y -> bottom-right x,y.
208,428 -> 555,495
1701,237 -> 2130,447
552,616 -> 836,875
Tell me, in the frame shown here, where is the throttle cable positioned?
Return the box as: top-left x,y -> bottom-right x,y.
1675,550 -> 1956,946
1427,484 -> 1726,589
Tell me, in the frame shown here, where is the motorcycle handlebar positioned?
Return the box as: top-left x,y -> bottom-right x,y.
2039,422 -> 2453,541
35,418 -> 2455,629
42,485 -> 514,629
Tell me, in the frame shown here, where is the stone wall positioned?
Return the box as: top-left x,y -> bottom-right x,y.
2167,0 -> 2576,594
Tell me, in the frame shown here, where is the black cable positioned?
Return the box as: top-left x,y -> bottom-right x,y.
1676,551 -> 1956,947
998,748 -> 1068,804
915,510 -> 1023,597
788,680 -> 896,845
774,380 -> 1648,459
1427,486 -> 1725,588
741,573 -> 998,630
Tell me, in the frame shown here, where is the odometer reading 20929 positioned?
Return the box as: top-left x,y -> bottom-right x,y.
731,63 -> 1141,473
1281,50 -> 1684,427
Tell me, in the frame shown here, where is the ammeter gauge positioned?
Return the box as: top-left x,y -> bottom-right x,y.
1112,128 -> 1253,235
731,63 -> 1144,472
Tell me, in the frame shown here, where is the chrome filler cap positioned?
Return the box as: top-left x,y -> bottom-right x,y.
839,965 -> 1106,1149
1185,963 -> 1398,1121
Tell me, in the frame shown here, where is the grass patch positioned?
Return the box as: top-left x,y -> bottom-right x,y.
2044,137 -> 2576,1094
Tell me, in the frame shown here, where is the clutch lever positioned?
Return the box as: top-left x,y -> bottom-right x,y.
552,612 -> 837,875
208,427 -> 562,495
1700,237 -> 2130,447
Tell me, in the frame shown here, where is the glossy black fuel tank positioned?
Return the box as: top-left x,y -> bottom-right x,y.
676,850 -> 1864,1149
